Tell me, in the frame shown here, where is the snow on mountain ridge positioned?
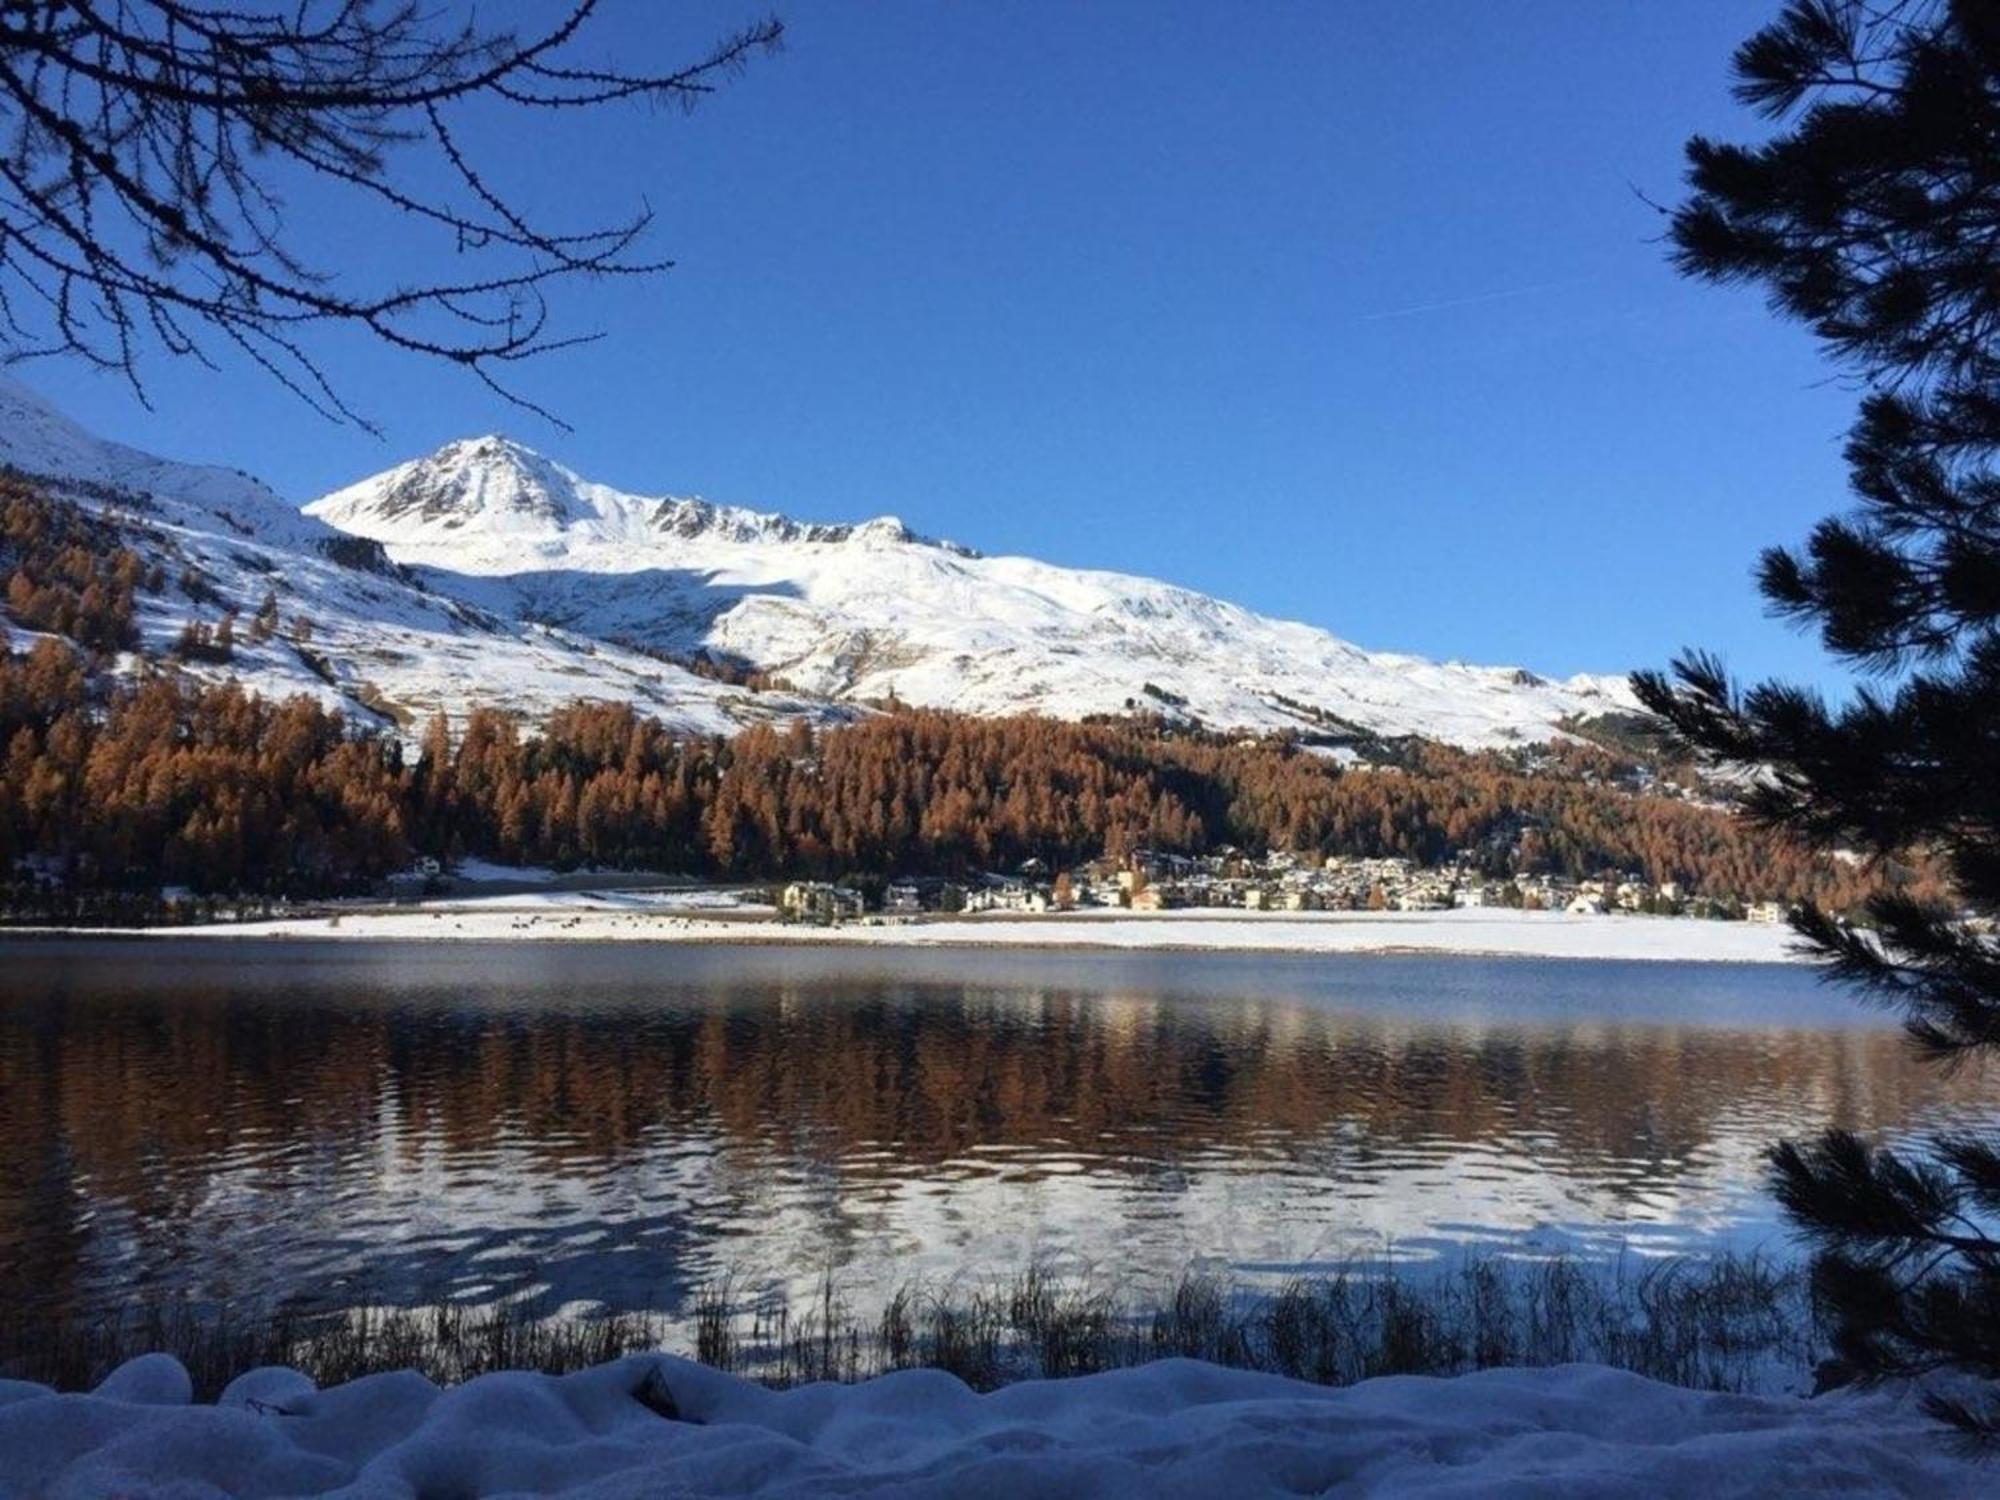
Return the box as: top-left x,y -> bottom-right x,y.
0,375 -> 1639,750
307,434 -> 1643,748
0,378 -> 834,739
0,373 -> 324,549
308,438 -> 969,559
309,436 -> 641,545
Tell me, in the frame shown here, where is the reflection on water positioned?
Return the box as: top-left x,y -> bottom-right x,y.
3,941 -> 1996,1332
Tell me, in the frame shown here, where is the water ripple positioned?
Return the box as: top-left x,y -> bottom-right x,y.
3,942 -> 1996,1332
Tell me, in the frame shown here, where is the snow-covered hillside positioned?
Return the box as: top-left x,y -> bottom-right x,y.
310,435 -> 1641,747
0,379 -> 831,737
1,375 -> 1643,747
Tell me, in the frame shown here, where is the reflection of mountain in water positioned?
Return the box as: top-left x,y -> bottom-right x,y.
3,945 -> 1995,1328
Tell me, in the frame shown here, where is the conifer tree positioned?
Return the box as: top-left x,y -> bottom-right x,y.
1632,0 -> 2000,1438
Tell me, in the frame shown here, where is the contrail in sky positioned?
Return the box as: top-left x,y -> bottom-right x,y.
1354,276 -> 1591,323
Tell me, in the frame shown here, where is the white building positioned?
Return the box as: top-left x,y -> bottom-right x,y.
781,882 -> 864,923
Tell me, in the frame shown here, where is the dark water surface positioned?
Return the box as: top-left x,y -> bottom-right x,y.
4,941 -> 1996,1332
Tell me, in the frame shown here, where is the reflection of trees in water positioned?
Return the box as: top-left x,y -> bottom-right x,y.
3,968 -> 1994,1316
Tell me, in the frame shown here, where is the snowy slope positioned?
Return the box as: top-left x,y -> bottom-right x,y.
0,375 -> 1642,747
0,1353 -> 1980,1498
0,373 -> 321,549
310,437 -> 1642,747
0,379 -> 831,737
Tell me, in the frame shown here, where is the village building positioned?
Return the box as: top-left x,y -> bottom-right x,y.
882,877 -> 967,915
795,847 -> 1784,935
780,882 -> 865,924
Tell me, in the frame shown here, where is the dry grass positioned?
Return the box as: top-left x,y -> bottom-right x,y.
0,1252 -> 1818,1400
0,1298 -> 677,1400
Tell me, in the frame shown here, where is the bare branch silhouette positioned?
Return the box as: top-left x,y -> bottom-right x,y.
0,2 -> 783,428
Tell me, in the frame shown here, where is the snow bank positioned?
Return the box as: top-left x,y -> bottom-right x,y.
78,905 -> 1808,964
421,887 -> 763,914
449,858 -> 564,885
0,1354 -> 1976,1498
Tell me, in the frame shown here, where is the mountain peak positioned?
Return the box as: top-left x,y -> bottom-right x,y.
852,514 -> 912,544
306,434 -> 590,535
310,436 -> 978,560
435,433 -> 540,470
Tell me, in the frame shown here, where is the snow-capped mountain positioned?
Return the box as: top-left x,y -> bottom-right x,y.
308,436 -> 1640,747
0,375 -> 1641,747
0,378 -> 826,736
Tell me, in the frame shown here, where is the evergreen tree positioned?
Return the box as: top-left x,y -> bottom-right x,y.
1632,0 -> 2000,1438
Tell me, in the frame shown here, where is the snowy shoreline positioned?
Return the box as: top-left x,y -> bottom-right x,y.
16,903 -> 1810,964
0,1352 -> 1978,1498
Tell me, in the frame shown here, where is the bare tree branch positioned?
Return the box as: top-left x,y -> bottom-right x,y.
0,1 -> 783,429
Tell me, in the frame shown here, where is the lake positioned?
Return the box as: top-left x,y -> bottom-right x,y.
4,941 -> 1996,1340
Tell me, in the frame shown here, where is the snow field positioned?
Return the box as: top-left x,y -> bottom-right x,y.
63,905 -> 1808,964
0,1353 -> 1978,1499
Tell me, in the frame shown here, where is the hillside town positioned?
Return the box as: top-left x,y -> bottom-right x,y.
779,849 -> 1795,927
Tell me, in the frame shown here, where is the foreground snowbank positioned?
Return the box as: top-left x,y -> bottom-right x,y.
56,905 -> 1807,963
0,1353 -> 1973,1499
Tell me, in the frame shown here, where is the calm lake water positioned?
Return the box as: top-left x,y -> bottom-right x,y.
4,941 -> 1997,1335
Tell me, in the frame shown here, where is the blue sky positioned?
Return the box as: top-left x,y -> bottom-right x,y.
24,1 -> 1855,687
